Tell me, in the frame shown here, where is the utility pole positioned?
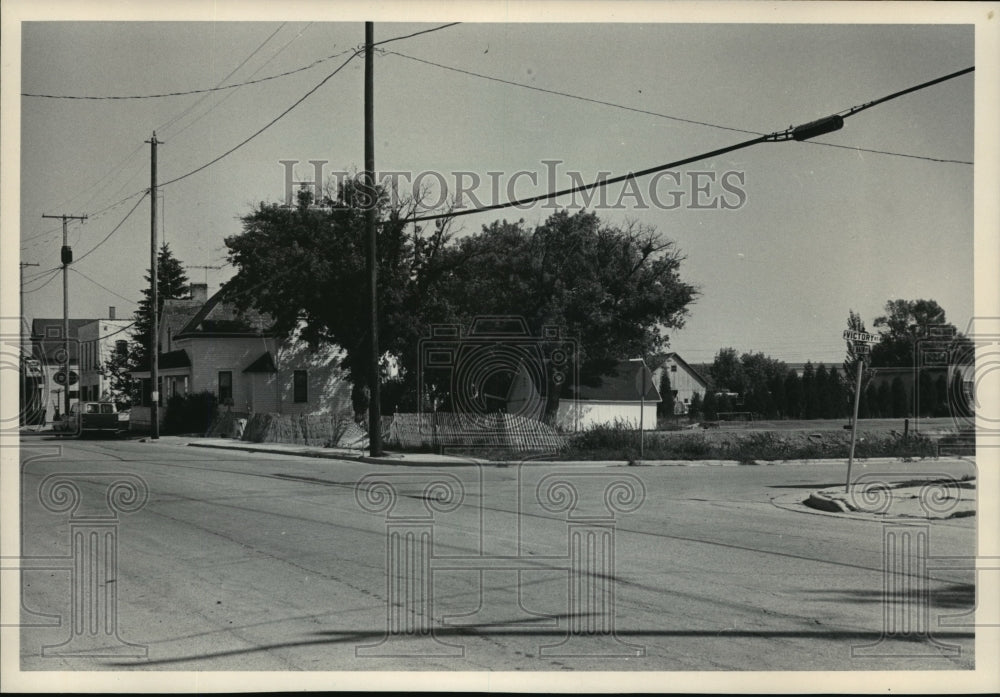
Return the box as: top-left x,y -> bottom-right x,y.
42,213 -> 87,418
365,22 -> 383,456
19,262 -> 39,424
147,132 -> 160,439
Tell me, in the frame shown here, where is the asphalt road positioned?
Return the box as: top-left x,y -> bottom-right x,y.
17,437 -> 976,672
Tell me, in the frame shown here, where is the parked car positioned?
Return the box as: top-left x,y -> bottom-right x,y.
55,401 -> 129,436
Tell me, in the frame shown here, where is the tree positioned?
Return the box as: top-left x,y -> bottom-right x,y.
98,338 -> 134,409
934,374 -> 949,417
688,391 -> 703,421
657,369 -> 674,420
801,362 -> 818,419
825,366 -> 846,418
702,391 -> 719,421
131,243 -> 190,367
891,376 -> 910,418
709,348 -> 744,394
877,381 -> 893,418
870,298 -> 968,368
225,183 -> 698,420
784,370 -> 802,419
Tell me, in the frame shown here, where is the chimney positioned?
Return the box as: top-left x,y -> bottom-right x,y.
108,306 -> 116,320
190,283 -> 208,304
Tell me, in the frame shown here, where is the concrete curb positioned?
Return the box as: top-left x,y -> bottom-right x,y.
804,491 -> 851,513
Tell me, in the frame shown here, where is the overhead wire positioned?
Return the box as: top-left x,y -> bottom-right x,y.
157,22 -> 288,136
21,269 -> 61,294
384,50 -> 973,166
70,268 -> 139,304
406,65 -> 975,223
72,193 -> 149,265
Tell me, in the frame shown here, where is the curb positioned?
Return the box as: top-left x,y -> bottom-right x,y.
804,491 -> 850,513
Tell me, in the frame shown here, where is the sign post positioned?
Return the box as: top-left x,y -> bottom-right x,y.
843,330 -> 876,492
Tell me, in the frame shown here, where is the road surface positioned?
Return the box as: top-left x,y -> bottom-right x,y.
16,436 -> 976,672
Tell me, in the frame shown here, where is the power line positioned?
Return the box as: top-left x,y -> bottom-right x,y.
407,66 -> 975,223
157,23 -> 289,136
72,193 -> 149,265
18,21 -> 458,101
161,22 -> 317,141
159,51 -> 361,188
370,22 -> 461,47
70,267 -> 138,304
21,269 -> 61,293
386,50 -> 973,166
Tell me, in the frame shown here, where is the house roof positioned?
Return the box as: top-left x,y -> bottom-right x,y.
175,286 -> 275,338
130,349 -> 191,373
160,298 -> 204,345
243,351 -> 277,373
567,359 -> 662,402
661,352 -> 711,388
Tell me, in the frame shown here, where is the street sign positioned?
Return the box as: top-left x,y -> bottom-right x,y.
843,330 -> 880,343
854,343 -> 871,355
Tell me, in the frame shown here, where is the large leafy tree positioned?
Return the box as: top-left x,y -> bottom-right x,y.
224,184 -> 698,418
870,299 -> 967,368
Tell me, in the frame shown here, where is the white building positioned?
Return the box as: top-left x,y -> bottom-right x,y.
77,308 -> 133,404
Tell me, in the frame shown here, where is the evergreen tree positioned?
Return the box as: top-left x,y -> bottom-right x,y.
784,370 -> 802,419
815,364 -> 830,418
802,362 -> 818,419
131,244 -> 190,367
768,373 -> 786,419
826,366 -> 846,418
657,369 -> 674,419
688,391 -> 703,421
702,391 -> 718,421
917,370 -> 936,417
863,383 -> 879,418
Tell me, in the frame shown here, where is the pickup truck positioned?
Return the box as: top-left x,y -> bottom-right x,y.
56,401 -> 129,436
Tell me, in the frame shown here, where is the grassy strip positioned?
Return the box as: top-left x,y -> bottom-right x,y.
558,424 -> 939,463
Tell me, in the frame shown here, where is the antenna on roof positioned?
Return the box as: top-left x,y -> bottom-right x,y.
188,265 -> 222,285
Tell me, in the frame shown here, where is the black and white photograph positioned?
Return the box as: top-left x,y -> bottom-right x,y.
2,1 -> 998,693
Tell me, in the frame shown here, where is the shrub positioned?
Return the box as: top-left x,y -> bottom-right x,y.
162,391 -> 218,435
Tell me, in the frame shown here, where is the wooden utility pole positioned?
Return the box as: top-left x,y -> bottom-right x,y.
365,22 -> 383,456
42,213 -> 87,417
147,133 -> 160,439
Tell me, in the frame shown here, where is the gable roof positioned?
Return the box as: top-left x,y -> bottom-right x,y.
567,359 -> 662,403
660,352 -> 711,388
175,286 -> 275,338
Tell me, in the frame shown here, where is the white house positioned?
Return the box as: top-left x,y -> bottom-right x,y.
555,358 -> 661,431
650,352 -> 711,415
129,284 -> 352,431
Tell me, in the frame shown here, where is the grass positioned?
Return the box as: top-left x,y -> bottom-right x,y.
556,422 -> 939,463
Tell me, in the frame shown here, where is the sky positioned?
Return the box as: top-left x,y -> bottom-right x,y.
7,3 -> 993,368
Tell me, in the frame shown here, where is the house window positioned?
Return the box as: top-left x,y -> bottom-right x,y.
670,365 -> 677,372
218,371 -> 233,405
115,340 -> 128,357
293,370 -> 308,403
46,327 -> 60,338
